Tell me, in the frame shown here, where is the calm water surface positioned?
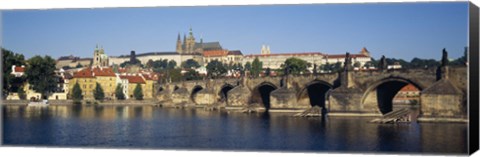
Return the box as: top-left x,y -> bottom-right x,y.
2,105 -> 468,154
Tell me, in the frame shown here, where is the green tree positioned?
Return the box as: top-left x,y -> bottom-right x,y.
115,83 -> 125,100
181,59 -> 201,69
206,60 -> 227,78
93,82 -> 105,100
146,59 -> 154,68
112,64 -> 119,73
184,69 -> 202,80
71,82 -> 83,102
168,60 -> 177,69
25,55 -> 57,99
251,57 -> 263,77
133,83 -> 144,100
244,62 -> 252,71
332,62 -> 343,72
75,63 -> 83,68
2,48 -> 26,98
353,61 -> 361,68
282,57 -> 311,75
265,68 -> 271,77
450,47 -> 468,66
119,58 -> 141,68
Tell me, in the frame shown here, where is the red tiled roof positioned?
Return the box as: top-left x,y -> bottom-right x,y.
227,50 -> 243,56
399,84 -> 420,92
120,75 -> 145,84
204,49 -> 228,57
118,68 -> 127,73
73,67 -> 116,78
14,66 -> 25,72
244,52 -> 324,58
92,67 -> 115,77
73,68 -> 95,78
325,54 -> 369,59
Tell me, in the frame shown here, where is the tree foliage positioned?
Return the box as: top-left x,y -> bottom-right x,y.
181,59 -> 201,69
24,55 -> 57,99
71,82 -> 83,101
93,82 -> 105,100
206,60 -> 227,78
353,61 -> 361,68
75,63 -> 83,68
184,69 -> 202,80
133,83 -> 143,100
282,57 -> 311,75
168,60 -> 177,69
250,57 -> 263,77
119,58 -> 142,68
115,83 -> 125,100
244,62 -> 252,71
149,59 -> 177,72
2,48 -> 26,98
265,68 -> 271,77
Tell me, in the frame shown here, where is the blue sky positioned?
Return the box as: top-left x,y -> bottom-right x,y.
2,2 -> 469,60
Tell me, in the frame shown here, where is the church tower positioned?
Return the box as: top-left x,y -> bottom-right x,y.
185,27 -> 196,54
360,47 -> 370,57
93,44 -> 109,67
261,45 -> 271,55
176,33 -> 183,53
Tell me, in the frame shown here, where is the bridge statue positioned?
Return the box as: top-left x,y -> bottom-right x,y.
441,48 -> 449,67
281,65 -> 291,88
379,55 -> 387,71
313,64 -> 318,76
344,52 -> 353,71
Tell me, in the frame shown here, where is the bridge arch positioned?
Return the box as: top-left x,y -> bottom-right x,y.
158,86 -> 164,92
218,84 -> 235,103
191,85 -> 204,104
173,85 -> 180,91
251,82 -> 278,110
361,77 -> 423,115
297,80 -> 333,108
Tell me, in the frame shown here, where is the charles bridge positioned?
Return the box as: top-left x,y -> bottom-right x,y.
155,54 -> 468,121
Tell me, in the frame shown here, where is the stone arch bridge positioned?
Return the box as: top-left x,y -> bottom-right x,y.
155,66 -> 467,120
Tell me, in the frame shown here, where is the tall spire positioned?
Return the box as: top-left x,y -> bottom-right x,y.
183,34 -> 186,44
361,47 -> 370,56
176,33 -> 183,53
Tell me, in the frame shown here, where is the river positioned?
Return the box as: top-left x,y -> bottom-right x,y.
2,105 -> 468,155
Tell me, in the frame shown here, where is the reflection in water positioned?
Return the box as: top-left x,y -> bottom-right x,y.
2,106 -> 467,154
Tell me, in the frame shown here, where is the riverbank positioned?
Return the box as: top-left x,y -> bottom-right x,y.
1,99 -> 157,106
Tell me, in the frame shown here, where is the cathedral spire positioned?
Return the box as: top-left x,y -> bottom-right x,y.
176,33 -> 183,53
183,34 -> 186,45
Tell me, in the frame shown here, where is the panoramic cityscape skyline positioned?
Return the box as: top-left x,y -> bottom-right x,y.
2,2 -> 468,60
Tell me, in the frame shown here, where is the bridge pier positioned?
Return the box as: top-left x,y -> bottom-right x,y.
418,78 -> 466,121
226,85 -> 250,107
328,87 -> 367,114
269,88 -> 306,109
193,88 -> 217,106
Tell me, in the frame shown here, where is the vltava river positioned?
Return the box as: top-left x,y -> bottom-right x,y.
2,105 -> 468,154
